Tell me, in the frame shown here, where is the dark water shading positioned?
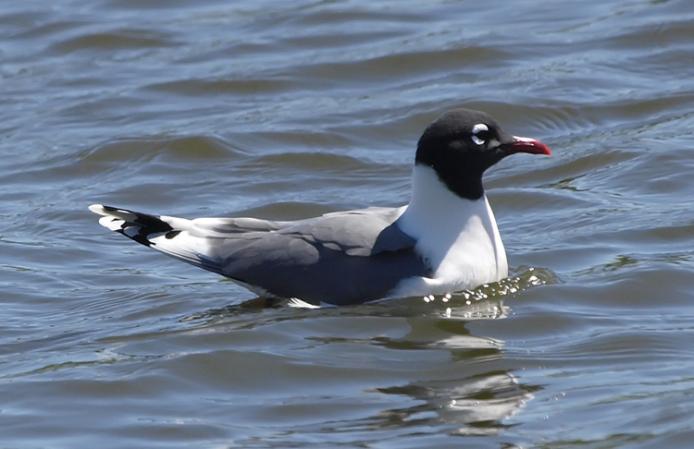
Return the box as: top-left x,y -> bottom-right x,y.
2,0 -> 694,448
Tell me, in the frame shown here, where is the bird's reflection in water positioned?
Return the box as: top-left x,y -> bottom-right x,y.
183,268 -> 549,436
375,371 -> 535,436
358,294 -> 539,437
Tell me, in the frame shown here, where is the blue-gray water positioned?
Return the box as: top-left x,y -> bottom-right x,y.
2,1 -> 694,448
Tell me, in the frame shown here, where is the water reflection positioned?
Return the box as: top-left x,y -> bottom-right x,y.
177,269 -> 549,437
376,371 -> 535,437
363,300 -> 538,437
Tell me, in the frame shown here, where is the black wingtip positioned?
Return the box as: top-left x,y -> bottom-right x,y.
93,204 -> 175,247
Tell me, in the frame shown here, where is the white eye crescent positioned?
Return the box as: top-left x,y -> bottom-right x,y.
471,123 -> 488,146
471,135 -> 485,145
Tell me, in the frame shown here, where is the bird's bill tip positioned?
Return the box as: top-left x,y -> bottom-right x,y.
507,136 -> 552,156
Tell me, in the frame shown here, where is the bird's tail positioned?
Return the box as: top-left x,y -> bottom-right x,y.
89,204 -> 188,246
89,204 -> 220,272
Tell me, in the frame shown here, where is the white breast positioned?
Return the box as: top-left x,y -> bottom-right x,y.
389,165 -> 508,298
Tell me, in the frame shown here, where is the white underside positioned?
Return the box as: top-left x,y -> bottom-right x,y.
388,165 -> 508,299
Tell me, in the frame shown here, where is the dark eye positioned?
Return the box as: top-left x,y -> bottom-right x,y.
471,123 -> 489,145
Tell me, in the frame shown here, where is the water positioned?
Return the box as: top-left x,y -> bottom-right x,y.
2,0 -> 694,447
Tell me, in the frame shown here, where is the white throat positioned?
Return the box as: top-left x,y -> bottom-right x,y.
393,165 -> 508,296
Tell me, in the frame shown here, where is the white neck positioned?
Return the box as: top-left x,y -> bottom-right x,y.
395,165 -> 508,294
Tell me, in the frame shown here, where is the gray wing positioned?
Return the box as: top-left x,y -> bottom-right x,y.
207,207 -> 430,305
91,204 -> 429,305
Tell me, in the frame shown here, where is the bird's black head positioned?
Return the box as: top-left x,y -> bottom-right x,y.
415,108 -> 551,200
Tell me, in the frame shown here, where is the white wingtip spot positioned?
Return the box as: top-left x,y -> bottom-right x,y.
98,216 -> 125,231
89,204 -> 106,215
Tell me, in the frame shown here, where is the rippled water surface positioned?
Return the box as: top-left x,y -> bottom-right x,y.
2,1 -> 694,448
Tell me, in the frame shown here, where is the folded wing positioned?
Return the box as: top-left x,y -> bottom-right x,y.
90,204 -> 429,305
